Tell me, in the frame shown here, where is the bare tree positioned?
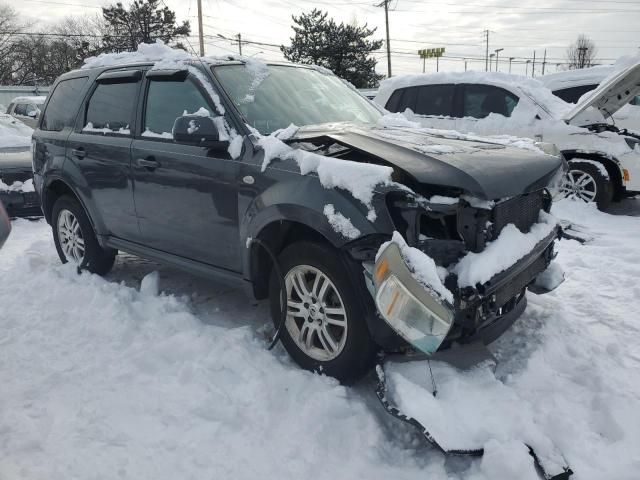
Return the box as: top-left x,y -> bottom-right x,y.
566,34 -> 597,70
0,4 -> 27,84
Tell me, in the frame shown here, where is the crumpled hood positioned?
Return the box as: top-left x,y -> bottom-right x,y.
563,57 -> 640,124
292,123 -> 562,200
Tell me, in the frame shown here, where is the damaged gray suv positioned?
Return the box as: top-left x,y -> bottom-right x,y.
33,56 -> 565,382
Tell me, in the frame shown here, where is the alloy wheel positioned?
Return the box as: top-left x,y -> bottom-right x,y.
284,265 -> 348,362
560,169 -> 598,203
57,209 -> 85,264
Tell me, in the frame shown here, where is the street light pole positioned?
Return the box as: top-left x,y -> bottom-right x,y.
196,0 -> 205,56
509,57 -> 514,73
494,48 -> 503,72
489,53 -> 495,72
525,59 -> 531,76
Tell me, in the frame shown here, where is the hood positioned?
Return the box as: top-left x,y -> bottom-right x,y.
563,58 -> 640,124
292,123 -> 562,200
0,147 -> 32,171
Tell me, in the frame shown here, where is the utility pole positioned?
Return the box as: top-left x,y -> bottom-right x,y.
542,49 -> 547,75
484,29 -> 490,72
532,50 -> 536,77
509,57 -> 514,73
196,0 -> 205,56
237,33 -> 242,55
494,48 -> 503,72
377,0 -> 392,77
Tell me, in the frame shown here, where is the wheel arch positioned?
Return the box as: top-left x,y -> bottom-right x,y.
562,150 -> 624,198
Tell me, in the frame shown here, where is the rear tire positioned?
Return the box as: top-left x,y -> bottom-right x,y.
52,195 -> 116,275
269,242 -> 377,384
561,160 -> 613,210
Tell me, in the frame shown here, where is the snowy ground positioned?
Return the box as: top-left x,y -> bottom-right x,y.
1,198 -> 639,479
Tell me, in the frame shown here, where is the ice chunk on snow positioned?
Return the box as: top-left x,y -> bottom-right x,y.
376,231 -> 453,304
323,204 -> 361,240
454,211 -> 558,287
140,271 -> 159,296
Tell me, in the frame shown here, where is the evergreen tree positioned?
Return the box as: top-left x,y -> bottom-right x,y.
281,9 -> 384,88
102,0 -> 190,52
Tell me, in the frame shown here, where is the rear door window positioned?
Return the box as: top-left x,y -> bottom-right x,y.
41,77 -> 88,131
143,77 -> 212,138
414,84 -> 455,116
84,82 -> 139,135
462,84 -> 519,118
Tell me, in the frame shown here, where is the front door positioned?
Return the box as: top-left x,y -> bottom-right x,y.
66,73 -> 141,240
131,72 -> 241,271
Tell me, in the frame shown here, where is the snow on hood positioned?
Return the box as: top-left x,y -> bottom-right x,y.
0,114 -> 33,148
375,71 -> 572,120
563,54 -> 640,123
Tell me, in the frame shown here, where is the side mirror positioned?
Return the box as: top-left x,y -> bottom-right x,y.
27,110 -> 37,118
172,115 -> 229,149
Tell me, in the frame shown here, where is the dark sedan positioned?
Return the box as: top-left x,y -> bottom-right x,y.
0,146 -> 41,217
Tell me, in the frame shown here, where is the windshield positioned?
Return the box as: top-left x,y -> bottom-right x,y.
213,64 -> 381,135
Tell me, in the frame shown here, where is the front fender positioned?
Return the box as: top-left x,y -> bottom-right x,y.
240,174 -> 397,279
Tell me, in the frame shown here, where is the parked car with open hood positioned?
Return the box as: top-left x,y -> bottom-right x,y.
540,65 -> 640,133
33,43 -> 565,382
376,57 -> 640,209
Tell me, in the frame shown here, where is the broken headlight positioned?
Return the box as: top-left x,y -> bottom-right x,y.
373,242 -> 455,355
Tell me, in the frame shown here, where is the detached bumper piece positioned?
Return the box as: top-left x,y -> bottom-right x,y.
0,191 -> 41,218
375,353 -> 573,480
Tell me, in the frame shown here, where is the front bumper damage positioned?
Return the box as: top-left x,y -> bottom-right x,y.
370,225 -> 561,355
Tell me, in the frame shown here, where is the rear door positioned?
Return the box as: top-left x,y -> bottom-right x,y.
33,76 -> 89,200
130,70 -> 241,271
65,70 -> 141,241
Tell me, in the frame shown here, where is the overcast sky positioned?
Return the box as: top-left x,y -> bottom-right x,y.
12,0 -> 640,77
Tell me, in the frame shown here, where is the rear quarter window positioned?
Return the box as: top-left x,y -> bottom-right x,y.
41,77 -> 89,131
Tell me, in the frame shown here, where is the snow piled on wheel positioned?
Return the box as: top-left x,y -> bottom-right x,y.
1,198 -> 640,479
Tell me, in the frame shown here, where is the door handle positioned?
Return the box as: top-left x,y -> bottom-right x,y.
71,147 -> 86,159
137,157 -> 160,170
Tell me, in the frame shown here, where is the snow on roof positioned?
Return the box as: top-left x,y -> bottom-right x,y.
10,96 -> 46,104
375,70 -> 571,119
539,65 -> 614,91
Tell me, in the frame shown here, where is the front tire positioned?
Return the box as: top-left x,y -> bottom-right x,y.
269,242 -> 377,384
52,196 -> 116,275
561,160 -> 613,209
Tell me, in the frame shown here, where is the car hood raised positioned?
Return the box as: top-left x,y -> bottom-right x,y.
563,58 -> 640,124
292,123 -> 562,200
